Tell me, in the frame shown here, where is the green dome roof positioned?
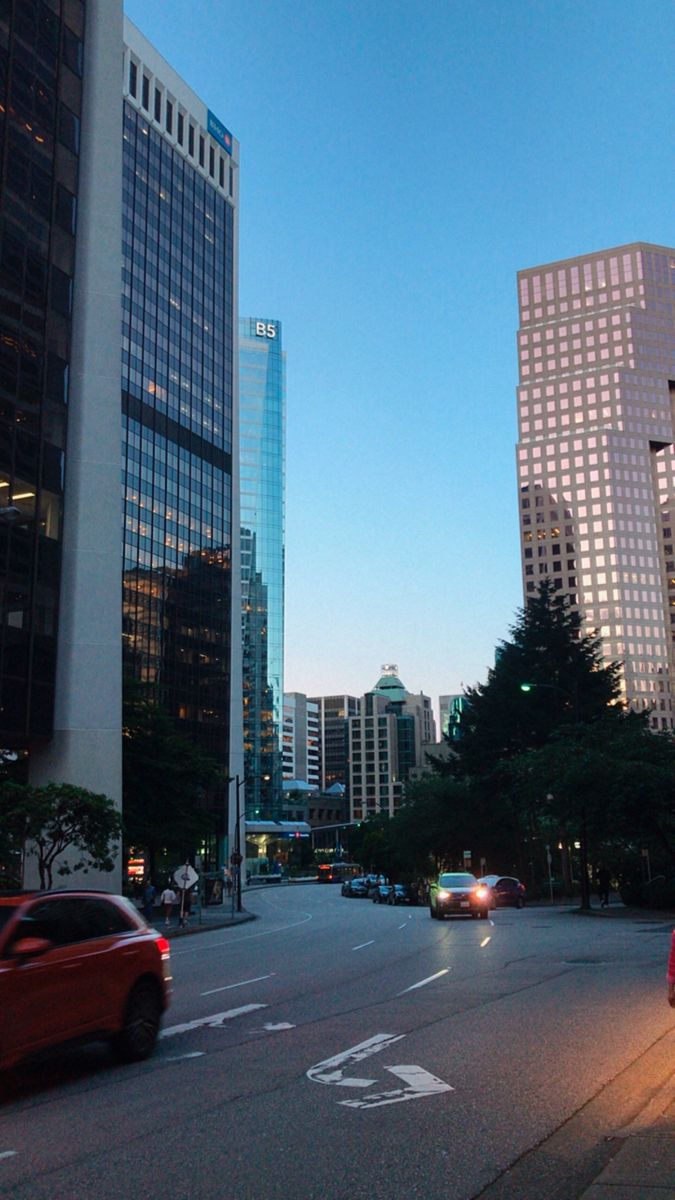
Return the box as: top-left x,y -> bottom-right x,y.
372,664 -> 408,702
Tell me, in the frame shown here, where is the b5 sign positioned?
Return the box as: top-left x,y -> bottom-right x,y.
255,322 -> 276,339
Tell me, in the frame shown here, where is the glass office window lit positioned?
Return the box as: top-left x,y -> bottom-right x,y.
121,102 -> 235,858
239,318 -> 285,819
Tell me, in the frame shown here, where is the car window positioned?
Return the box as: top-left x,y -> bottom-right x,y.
76,899 -> 134,938
0,903 -> 21,934
16,898 -> 82,947
439,873 -> 477,888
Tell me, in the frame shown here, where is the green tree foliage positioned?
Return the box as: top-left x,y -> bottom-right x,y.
0,781 -> 122,889
122,687 -> 223,872
457,581 -> 622,779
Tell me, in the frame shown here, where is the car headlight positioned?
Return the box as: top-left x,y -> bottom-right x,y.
475,886 -> 489,900
437,890 -> 450,900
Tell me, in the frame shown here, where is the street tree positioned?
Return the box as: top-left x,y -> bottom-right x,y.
0,781 -> 122,889
457,581 -> 622,779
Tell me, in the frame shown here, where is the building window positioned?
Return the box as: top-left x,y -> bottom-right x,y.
166,100 -> 173,134
154,87 -> 162,123
129,60 -> 138,98
177,112 -> 184,145
188,124 -> 195,156
219,157 -> 225,188
199,135 -> 205,166
142,75 -> 150,109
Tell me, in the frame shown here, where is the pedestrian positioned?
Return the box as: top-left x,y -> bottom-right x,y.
224,868 -> 233,896
142,880 -> 156,921
667,929 -> 675,1008
160,884 -> 177,926
596,865 -> 611,908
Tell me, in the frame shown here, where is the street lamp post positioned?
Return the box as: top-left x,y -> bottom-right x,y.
519,680 -> 591,911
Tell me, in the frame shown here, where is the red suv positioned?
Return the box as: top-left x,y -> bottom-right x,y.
0,890 -> 172,1071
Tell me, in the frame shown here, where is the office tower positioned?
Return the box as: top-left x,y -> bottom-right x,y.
282,693 -> 320,788
516,243 -> 675,730
310,694 -> 360,790
439,694 -> 468,741
0,0 -> 123,873
348,666 -> 436,820
122,20 -> 242,867
239,318 -> 285,820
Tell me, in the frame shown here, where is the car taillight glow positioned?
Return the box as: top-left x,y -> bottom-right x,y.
156,936 -> 170,957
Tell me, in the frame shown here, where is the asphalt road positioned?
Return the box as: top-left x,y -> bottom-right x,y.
1,886 -> 673,1200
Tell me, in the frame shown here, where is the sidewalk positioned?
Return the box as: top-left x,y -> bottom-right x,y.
142,901 -> 256,938
578,1092 -> 675,1198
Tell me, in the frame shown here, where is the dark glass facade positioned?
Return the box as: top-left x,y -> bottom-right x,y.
239,319 -> 285,819
0,0 -> 84,741
121,101 -> 235,858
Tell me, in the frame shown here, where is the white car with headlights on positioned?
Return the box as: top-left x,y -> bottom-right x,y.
429,872 -> 490,920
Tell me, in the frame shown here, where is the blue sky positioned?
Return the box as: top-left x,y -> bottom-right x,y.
125,0 -> 674,719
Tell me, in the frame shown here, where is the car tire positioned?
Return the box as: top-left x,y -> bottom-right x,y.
429,906 -> 436,919
480,909 -> 489,919
111,980 -> 162,1063
516,897 -> 524,909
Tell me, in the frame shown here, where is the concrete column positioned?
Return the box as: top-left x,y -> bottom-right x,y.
29,0 -> 124,891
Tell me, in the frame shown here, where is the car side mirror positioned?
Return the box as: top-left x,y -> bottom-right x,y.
10,936 -> 53,960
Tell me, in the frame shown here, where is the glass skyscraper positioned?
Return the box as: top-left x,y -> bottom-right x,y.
239,318 -> 285,819
121,21 -> 242,864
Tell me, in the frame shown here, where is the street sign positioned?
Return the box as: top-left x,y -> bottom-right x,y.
174,863 -> 199,890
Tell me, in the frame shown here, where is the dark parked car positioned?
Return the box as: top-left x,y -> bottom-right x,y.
429,872 -> 490,920
388,884 -> 416,906
366,874 -> 388,899
372,884 -> 393,904
478,875 -> 526,908
344,877 -> 369,898
0,890 -> 172,1071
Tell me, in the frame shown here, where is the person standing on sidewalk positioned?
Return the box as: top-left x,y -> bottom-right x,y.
160,885 -> 177,926
667,929 -> 675,1008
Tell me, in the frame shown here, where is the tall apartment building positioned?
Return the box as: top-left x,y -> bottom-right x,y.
122,20 -> 243,866
0,0 -> 123,884
310,694 -> 360,790
348,666 -> 436,821
239,318 -> 285,820
439,694 -> 468,742
282,692 -> 320,788
516,243 -> 675,730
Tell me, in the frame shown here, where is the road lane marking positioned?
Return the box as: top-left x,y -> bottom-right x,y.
352,940 -> 374,951
0,1153 -> 17,1162
340,1065 -> 453,1109
159,1003 -> 267,1039
307,1034 -> 453,1109
262,1022 -> 296,1031
172,912 -> 314,956
307,1033 -> 405,1087
165,1052 -> 205,1062
398,923 -> 407,929
201,973 -> 275,996
399,969 -> 450,994
480,937 -> 491,947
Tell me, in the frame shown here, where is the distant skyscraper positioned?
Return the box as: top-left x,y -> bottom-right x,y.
310,694 -> 360,790
239,319 -> 285,819
516,243 -> 675,730
439,694 -> 468,741
282,693 -> 320,788
0,0 -> 123,884
348,666 -> 436,821
121,21 -> 242,866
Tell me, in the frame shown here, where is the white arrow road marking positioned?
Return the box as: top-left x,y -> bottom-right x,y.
0,1152 -> 17,1162
339,1065 -> 453,1110
261,1022 -> 296,1031
352,940 -> 374,951
160,1003 -> 267,1039
399,968 -> 449,994
307,1033 -> 405,1088
201,973 -> 275,996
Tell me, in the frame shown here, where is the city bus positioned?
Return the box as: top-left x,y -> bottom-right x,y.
316,862 -> 361,884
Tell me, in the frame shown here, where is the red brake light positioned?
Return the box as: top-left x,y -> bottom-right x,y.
155,936 -> 170,956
